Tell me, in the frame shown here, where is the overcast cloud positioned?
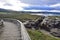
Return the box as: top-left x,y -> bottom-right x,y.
0,0 -> 30,11
20,0 -> 60,5
0,0 -> 60,12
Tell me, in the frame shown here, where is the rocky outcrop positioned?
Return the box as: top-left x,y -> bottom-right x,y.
24,16 -> 45,29
41,17 -> 60,37
24,16 -> 60,37
24,21 -> 35,28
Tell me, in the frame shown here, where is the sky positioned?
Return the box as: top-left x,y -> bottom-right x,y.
0,0 -> 60,12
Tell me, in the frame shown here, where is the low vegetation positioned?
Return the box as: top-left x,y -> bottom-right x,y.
0,12 -> 40,22
0,12 -> 60,40
28,29 -> 60,40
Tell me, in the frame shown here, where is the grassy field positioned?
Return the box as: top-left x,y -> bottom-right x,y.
28,29 -> 60,40
0,13 -> 41,22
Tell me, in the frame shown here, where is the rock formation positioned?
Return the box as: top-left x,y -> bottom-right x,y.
41,17 -> 60,37
24,16 -> 60,37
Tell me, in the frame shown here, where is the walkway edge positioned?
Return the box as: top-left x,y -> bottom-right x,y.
3,18 -> 31,40
17,20 -> 31,40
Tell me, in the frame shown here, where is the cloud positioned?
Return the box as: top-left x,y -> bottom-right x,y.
0,0 -> 60,11
23,10 -> 60,12
49,3 -> 60,7
20,0 -> 60,5
24,6 -> 54,10
23,10 -> 48,12
47,10 -> 60,12
0,0 -> 30,11
23,3 -> 60,12
20,0 -> 60,12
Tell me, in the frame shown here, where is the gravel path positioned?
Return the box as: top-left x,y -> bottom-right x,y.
0,22 -> 20,40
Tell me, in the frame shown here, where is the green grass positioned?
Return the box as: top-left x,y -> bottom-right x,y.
48,16 -> 60,19
0,12 -> 60,40
27,29 -> 60,40
0,13 -> 41,22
